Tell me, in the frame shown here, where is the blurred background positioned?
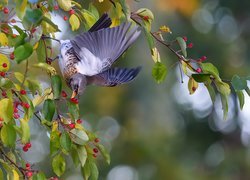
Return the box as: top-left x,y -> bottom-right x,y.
23,0 -> 250,179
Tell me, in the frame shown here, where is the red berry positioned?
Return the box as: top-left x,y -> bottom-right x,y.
76,119 -> 82,124
26,142 -> 32,148
143,16 -> 149,21
0,117 -> 3,121
0,72 -> 5,77
94,138 -> 100,143
192,87 -> 196,92
3,7 -> 9,14
23,103 -> 30,109
2,27 -> 9,34
63,16 -> 68,21
1,91 -> 7,97
12,34 -> 17,38
93,148 -> 98,153
93,154 -> 97,158
54,5 -> 59,10
183,36 -> 188,42
70,98 -> 78,104
2,63 -> 7,68
20,89 -> 26,95
23,146 -> 29,152
31,28 -> 36,34
61,91 -> 67,97
26,171 -> 33,177
69,9 -> 75,15
68,123 -> 75,129
10,19 -> 16,23
14,108 -> 18,113
25,163 -> 31,169
200,56 -> 207,61
10,52 -> 14,60
187,43 -> 193,48
196,68 -> 202,73
13,113 -> 20,119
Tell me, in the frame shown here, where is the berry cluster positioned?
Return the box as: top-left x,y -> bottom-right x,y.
23,142 -> 32,152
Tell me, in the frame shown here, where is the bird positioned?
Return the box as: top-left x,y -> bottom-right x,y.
58,13 -> 141,98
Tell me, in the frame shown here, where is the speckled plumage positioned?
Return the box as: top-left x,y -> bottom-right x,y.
58,13 -> 142,97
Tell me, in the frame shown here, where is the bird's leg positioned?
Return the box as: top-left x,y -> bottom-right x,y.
47,56 -> 59,63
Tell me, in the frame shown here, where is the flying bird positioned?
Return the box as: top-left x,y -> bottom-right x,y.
58,13 -> 141,98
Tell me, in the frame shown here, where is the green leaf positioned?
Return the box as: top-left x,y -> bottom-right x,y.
236,91 -> 245,110
14,43 -> 33,63
23,8 -> 43,28
67,101 -> 79,120
20,119 -> 30,144
60,132 -> 72,152
220,94 -> 228,120
77,145 -> 87,167
188,77 -> 198,95
205,83 -> 216,103
32,172 -> 47,180
231,75 -> 248,91
82,10 -> 98,30
0,168 -> 3,180
0,98 -> 13,123
33,63 -> 57,75
176,37 -> 187,57
43,99 -> 55,122
118,0 -> 130,19
143,27 -> 155,49
36,40 -> 46,62
52,154 -> 66,177
1,124 -> 16,147
201,63 -> 220,80
15,0 -> 27,19
51,75 -> 62,100
42,16 -> 61,32
0,78 -> 14,89
50,131 -> 60,156
88,3 -> 99,19
152,62 -> 167,83
81,159 -> 91,180
96,144 -> 110,164
27,78 -> 42,95
89,159 -> 99,180
215,80 -> 231,96
69,129 -> 89,145
70,146 -> 80,167
192,74 -> 211,83
136,8 -> 154,21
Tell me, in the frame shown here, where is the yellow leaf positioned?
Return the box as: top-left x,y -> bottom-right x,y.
69,14 -> 80,31
0,54 -> 10,71
82,10 -> 97,30
33,42 -> 39,50
41,13 -> 57,34
57,0 -> 73,11
52,121 -> 59,132
110,2 -> 123,27
12,169 -> 19,180
0,33 -> 8,46
188,77 -> 198,95
99,0 -> 104,2
159,25 -> 172,33
151,47 -> 161,63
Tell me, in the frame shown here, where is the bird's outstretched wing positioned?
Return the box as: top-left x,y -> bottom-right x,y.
87,67 -> 141,86
70,21 -> 141,76
88,13 -> 112,32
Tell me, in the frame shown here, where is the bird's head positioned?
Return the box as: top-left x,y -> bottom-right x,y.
68,73 -> 87,98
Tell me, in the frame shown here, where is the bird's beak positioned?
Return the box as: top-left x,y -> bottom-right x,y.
71,90 -> 78,99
